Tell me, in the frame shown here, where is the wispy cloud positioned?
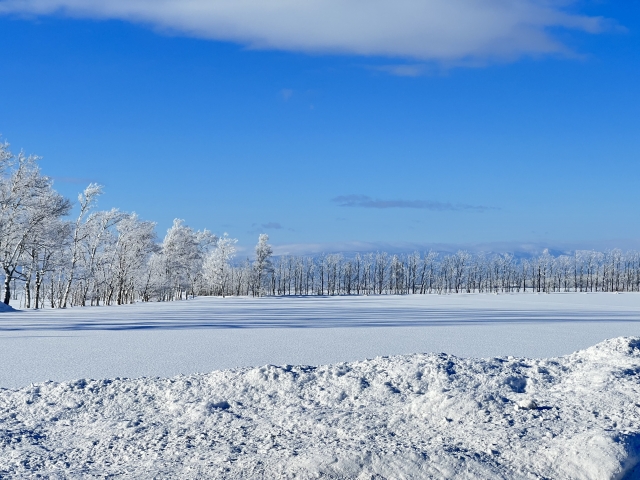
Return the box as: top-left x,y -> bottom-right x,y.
261,222 -> 283,230
0,0 -> 615,63
369,64 -> 430,77
367,57 -> 494,76
280,89 -> 293,101
332,195 -> 497,212
248,221 -> 287,234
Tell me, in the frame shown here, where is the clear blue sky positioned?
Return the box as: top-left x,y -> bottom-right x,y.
0,1 -> 638,256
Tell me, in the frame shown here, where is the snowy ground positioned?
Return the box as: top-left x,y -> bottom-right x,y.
1,293 -> 640,388
1,294 -> 640,478
1,336 -> 639,478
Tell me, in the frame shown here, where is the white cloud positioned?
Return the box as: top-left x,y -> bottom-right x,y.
271,239 -> 640,258
370,64 -> 430,77
0,0 -> 612,62
331,194 -> 497,212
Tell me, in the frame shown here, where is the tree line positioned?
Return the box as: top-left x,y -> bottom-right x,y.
254,248 -> 640,297
0,140 -> 251,308
2,141 -> 640,309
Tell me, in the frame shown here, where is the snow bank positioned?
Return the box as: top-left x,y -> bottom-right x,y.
0,302 -> 15,312
1,337 -> 639,479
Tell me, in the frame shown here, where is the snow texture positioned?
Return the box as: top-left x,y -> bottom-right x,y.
1,337 -> 639,478
2,293 -> 640,389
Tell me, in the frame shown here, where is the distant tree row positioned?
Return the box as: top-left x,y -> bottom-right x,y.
243,248 -> 640,297
3,141 -> 640,309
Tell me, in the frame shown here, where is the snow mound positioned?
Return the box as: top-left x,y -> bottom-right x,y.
1,337 -> 639,479
0,302 -> 15,312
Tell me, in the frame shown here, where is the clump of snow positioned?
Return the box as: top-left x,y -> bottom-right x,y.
515,398 -> 539,410
0,337 -> 639,478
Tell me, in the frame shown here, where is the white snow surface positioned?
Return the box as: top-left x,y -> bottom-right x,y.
1,336 -> 639,478
1,293 -> 640,389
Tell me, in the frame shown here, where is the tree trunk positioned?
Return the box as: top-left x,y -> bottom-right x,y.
25,278 -> 31,309
61,278 -> 73,309
35,272 -> 42,309
3,270 -> 12,305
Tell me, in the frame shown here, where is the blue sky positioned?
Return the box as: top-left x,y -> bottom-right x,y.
0,1 -> 639,255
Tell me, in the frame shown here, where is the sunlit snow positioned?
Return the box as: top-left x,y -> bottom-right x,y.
1,294 -> 639,477
1,293 -> 640,388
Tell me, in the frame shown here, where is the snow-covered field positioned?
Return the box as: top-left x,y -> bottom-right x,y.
1,294 -> 640,478
1,293 -> 640,389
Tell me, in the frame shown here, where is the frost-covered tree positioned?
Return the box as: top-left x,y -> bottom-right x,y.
23,217 -> 71,309
106,214 -> 158,305
160,219 -> 216,300
203,233 -> 238,296
0,144 -> 71,305
60,183 -> 103,308
76,208 -> 128,306
252,234 -> 272,296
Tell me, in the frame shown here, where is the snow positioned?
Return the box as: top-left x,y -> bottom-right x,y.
0,302 -> 14,312
1,293 -> 640,389
1,336 -> 639,478
1,294 -> 640,477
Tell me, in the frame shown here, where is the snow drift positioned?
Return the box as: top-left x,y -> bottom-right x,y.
0,302 -> 15,312
1,337 -> 639,479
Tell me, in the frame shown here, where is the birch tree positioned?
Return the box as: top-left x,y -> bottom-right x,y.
161,219 -> 215,300
60,183 -> 103,308
0,146 -> 71,305
203,233 -> 238,296
252,234 -> 273,296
